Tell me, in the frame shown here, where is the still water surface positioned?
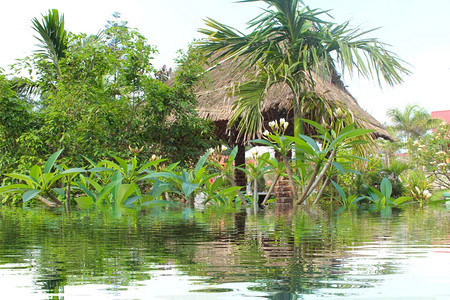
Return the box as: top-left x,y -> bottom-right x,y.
0,206 -> 449,299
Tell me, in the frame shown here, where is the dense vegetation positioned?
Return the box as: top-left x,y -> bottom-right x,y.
0,11 -> 217,174
0,2 -> 448,214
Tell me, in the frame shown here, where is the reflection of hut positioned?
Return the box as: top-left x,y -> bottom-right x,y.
194,58 -> 394,206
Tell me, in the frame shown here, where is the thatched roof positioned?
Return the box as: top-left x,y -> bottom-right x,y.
194,58 -> 394,143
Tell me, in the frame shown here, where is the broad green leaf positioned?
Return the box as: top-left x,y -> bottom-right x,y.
30,165 -> 42,180
61,168 -> 86,175
44,149 -> 63,174
138,159 -> 167,173
331,180 -> 346,203
182,182 -> 199,198
52,188 -> 65,197
150,182 -> 172,199
329,128 -> 374,150
95,178 -> 123,204
194,151 -> 210,175
393,196 -> 412,206
141,171 -> 179,181
301,118 -> 326,134
74,180 -> 97,200
116,184 -> 136,205
331,162 -> 344,174
250,138 -> 276,148
219,186 -> 242,194
123,195 -> 141,206
84,177 -> 103,192
299,134 -> 320,152
0,184 -> 31,193
4,174 -> 34,185
111,156 -> 129,174
23,190 -> 41,203
229,146 -> 238,160
166,162 -> 180,171
74,196 -> 94,209
88,167 -> 113,173
286,136 -> 315,156
380,177 -> 392,201
364,185 -> 382,202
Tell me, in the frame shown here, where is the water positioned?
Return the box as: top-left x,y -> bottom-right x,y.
0,206 -> 449,299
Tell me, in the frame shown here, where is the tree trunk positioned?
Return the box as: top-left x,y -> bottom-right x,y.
253,178 -> 258,214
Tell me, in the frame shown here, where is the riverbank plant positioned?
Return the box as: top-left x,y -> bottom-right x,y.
252,118 -> 373,207
364,177 -> 412,213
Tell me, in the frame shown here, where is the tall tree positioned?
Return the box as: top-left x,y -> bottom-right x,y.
198,0 -> 409,139
387,104 -> 438,158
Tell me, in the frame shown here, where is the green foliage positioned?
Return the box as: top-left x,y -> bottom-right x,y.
253,118 -> 373,206
1,11 -> 218,176
1,149 -> 246,210
199,0 -> 409,138
363,178 -> 412,213
331,180 -> 364,210
238,152 -> 271,213
413,122 -> 450,189
0,150 -> 83,207
387,105 -> 439,157
400,169 -> 433,207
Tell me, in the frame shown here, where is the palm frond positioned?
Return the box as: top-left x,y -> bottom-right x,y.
31,9 -> 68,77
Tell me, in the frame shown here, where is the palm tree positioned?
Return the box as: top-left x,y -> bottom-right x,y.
198,0 -> 409,139
31,9 -> 68,79
387,104 -> 438,158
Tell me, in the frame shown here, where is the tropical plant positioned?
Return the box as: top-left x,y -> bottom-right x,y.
364,177 -> 411,213
31,9 -> 68,79
101,154 -> 166,185
238,151 -> 271,213
141,151 -> 214,207
387,105 -> 439,158
331,180 -> 364,210
207,146 -> 249,204
260,155 -> 286,205
0,150 -> 84,207
400,169 -> 433,207
199,0 -> 409,140
253,118 -> 373,206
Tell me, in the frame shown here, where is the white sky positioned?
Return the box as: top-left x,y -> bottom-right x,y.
1,0 -> 449,123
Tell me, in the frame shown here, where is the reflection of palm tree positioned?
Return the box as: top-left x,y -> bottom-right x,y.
199,0 -> 409,139
31,9 -> 68,79
387,104 -> 438,157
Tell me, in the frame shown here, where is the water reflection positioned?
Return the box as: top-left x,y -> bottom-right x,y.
0,206 -> 448,299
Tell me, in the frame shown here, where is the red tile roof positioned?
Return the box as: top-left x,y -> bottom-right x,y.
431,110 -> 450,124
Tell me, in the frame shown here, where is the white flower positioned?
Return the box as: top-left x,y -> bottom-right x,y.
250,148 -> 259,158
413,140 -> 419,146
437,162 -> 446,168
263,130 -> 270,136
279,118 -> 286,126
269,121 -> 276,129
436,151 -> 445,156
150,154 -> 157,161
423,190 -> 432,198
283,121 -> 289,130
221,145 -> 227,152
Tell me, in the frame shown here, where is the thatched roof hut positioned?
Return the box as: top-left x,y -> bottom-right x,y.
194,58 -> 394,144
